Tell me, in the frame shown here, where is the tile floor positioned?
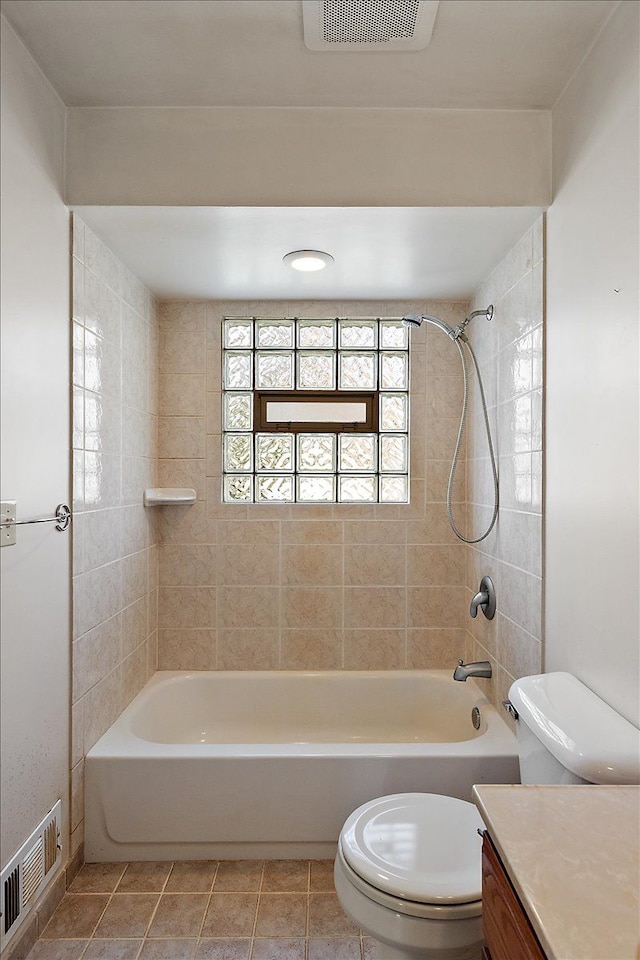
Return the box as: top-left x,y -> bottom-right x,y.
28,860 -> 378,959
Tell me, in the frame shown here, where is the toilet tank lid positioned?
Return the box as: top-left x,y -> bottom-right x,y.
509,672 -> 640,785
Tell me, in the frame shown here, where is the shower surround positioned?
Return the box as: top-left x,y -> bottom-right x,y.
70,217 -> 544,861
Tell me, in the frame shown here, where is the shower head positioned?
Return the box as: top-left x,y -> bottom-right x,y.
402,313 -> 457,339
403,305 -> 494,342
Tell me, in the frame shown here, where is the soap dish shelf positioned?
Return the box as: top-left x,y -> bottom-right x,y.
143,488 -> 197,507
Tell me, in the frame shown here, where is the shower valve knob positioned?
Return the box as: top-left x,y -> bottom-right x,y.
470,576 -> 496,620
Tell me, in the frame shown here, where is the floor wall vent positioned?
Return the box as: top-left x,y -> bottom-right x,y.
0,800 -> 62,952
302,0 -> 439,51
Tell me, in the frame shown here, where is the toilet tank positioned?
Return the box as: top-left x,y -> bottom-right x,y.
509,672 -> 640,785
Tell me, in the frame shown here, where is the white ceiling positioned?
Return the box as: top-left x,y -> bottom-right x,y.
76,206 -> 541,300
2,0 -> 616,109
4,1 -> 602,299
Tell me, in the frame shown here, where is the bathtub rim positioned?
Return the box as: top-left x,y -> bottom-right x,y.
86,668 -> 517,760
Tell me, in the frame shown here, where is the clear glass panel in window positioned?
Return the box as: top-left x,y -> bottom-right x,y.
297,475 -> 336,502
256,352 -> 294,389
339,320 -> 377,349
338,475 -> 377,502
223,318 -> 253,349
256,475 -> 294,501
339,434 -> 377,472
224,433 -> 253,472
379,320 -> 408,350
224,392 -> 253,431
224,351 -> 253,389
339,352 -> 377,390
297,352 -> 336,390
380,434 -> 408,472
379,475 -> 409,503
224,475 -> 253,502
380,393 -> 408,432
255,433 -> 294,472
256,319 -> 294,349
265,398 -> 368,426
380,352 -> 408,390
297,319 -> 336,349
297,433 -> 336,472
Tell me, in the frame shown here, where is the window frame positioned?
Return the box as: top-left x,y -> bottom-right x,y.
254,390 -> 379,434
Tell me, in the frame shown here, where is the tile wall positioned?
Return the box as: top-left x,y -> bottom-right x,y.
156,300 -> 471,672
464,217 -> 544,714
71,218 -> 159,860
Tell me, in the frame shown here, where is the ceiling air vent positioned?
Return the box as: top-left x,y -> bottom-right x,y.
302,0 -> 439,51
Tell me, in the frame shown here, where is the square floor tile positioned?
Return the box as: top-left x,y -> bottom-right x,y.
69,862 -> 127,893
213,861 -> 263,891
82,942 -> 143,959
195,940 -> 252,959
41,894 -> 109,939
262,861 -> 309,893
201,892 -> 258,937
147,894 -> 209,938
94,893 -> 159,938
165,861 -> 218,893
254,894 -> 307,937
139,940 -> 197,959
117,861 -> 173,892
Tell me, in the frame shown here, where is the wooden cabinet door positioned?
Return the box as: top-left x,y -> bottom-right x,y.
482,833 -> 546,960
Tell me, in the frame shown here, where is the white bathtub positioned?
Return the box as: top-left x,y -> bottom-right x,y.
85,670 -> 519,861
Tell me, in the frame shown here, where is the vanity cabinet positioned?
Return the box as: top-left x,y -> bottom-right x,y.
481,832 -> 546,960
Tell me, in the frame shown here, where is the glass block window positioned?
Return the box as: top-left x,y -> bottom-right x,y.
222,317 -> 409,503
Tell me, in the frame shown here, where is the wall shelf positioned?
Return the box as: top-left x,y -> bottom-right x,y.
143,488 -> 197,507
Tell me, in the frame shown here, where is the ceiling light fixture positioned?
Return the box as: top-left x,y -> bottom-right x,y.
283,250 -> 334,272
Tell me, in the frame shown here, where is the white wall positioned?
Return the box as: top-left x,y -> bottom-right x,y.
0,17 -> 70,866
546,1 -> 639,725
65,106 -> 551,206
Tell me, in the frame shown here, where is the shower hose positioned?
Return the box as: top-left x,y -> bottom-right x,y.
447,337 -> 499,544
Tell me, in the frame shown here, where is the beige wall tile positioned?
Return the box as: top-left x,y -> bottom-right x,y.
282,544 -> 343,586
72,614 -> 121,703
280,630 -> 342,670
343,630 -> 405,670
217,629 -> 279,670
158,586 -> 216,629
218,543 -> 280,585
159,375 -> 206,416
157,458 -> 206,500
158,416 -> 205,459
121,597 -> 148,657
281,521 -> 343,544
219,586 -> 280,629
282,587 -> 342,629
344,587 -> 405,629
216,520 -> 280,543
343,544 -> 405,586
343,521 -> 405,544
158,629 -> 215,670
407,628 -> 466,669
407,586 -> 466,628
159,544 -> 217,587
407,544 -> 466,586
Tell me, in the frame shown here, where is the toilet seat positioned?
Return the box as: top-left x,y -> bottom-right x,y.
339,793 -> 484,908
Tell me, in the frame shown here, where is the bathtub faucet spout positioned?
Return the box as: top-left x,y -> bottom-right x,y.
453,659 -> 492,682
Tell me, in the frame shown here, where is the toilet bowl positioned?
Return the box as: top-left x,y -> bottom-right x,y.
335,672 -> 640,960
334,792 -> 485,960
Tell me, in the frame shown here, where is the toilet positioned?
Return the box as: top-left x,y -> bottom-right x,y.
334,672 -> 640,960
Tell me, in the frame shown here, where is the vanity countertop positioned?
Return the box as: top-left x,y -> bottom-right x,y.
472,784 -> 640,960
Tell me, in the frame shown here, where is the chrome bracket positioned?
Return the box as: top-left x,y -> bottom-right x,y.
0,502 -> 71,546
